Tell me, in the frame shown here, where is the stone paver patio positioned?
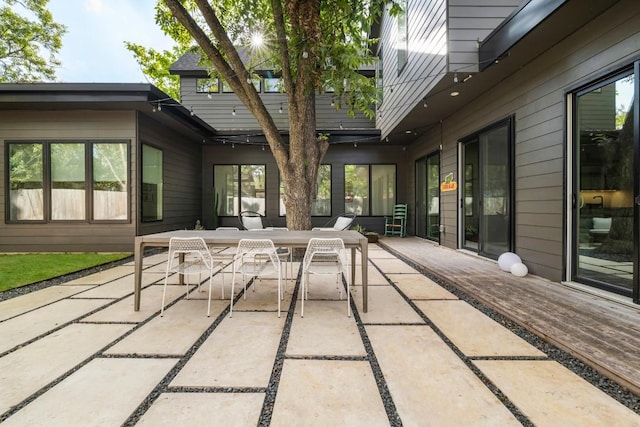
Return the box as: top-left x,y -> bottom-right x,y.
1,245 -> 639,426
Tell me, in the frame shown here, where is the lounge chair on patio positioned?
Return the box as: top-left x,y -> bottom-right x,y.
312,213 -> 356,231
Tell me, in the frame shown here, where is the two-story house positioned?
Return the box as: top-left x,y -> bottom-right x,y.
1,0 -> 639,304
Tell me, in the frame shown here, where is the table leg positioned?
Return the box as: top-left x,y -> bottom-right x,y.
134,239 -> 143,311
361,241 -> 368,313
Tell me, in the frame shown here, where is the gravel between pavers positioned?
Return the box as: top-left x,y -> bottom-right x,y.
2,247 -> 639,425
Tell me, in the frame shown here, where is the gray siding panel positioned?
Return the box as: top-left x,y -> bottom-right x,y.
138,113 -> 203,236
448,1 -> 521,72
180,77 -> 374,131
378,0 -> 448,137
0,110 -> 138,252
406,0 -> 640,281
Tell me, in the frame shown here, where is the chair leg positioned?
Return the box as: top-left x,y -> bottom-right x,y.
207,270 -> 213,317
230,268 -> 236,318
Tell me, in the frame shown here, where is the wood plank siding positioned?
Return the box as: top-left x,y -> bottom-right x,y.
138,113 -> 203,236
179,77 -> 374,131
407,0 -> 640,281
448,0 -> 521,72
377,0 -> 447,138
0,110 -> 206,252
0,110 -> 137,252
201,144 -> 408,233
376,0 -> 518,139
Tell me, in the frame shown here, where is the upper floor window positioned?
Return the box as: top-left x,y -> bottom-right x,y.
264,78 -> 284,93
345,164 -> 396,216
141,144 -> 163,222
196,78 -> 219,93
7,141 -> 129,223
279,164 -> 331,216
397,0 -> 408,74
214,164 -> 266,216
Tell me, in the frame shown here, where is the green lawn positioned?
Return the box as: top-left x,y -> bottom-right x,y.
0,253 -> 132,292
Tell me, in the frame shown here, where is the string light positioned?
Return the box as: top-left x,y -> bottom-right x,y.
422,98 -> 428,108
157,104 -> 161,111
231,143 -> 235,148
339,121 -> 343,130
232,106 -> 236,116
279,103 -> 283,114
190,106 -> 194,116
453,72 -> 459,83
207,93 -> 212,99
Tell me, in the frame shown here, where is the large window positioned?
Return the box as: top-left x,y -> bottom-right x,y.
7,141 -> 129,222
51,143 -> 85,220
141,144 -> 163,222
280,164 -> 331,216
8,143 -> 44,221
214,164 -> 266,216
345,164 -> 396,216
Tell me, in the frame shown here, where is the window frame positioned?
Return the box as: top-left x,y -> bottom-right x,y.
344,163 -> 397,216
141,143 -> 163,222
5,140 -> 131,224
279,164 -> 332,217
213,163 -> 267,216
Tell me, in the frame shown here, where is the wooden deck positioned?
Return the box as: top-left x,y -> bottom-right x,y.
379,237 -> 640,397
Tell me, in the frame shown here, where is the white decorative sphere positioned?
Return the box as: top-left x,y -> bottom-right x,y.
498,252 -> 521,272
511,262 -> 528,277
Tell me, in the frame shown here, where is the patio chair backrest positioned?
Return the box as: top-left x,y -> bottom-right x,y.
239,211 -> 265,230
313,212 -> 356,231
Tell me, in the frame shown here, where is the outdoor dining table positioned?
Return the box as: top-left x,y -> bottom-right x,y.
133,229 -> 369,312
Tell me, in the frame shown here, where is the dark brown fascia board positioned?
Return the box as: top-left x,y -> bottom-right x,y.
479,0 -> 567,71
0,82 -> 217,137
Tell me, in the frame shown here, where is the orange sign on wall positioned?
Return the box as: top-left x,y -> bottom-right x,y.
440,172 -> 457,192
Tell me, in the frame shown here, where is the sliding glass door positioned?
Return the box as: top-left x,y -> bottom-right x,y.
572,68 -> 637,300
415,152 -> 440,241
461,119 -> 513,259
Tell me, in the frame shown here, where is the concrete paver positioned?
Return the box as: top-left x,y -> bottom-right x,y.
386,273 -> 458,300
0,298 -> 112,354
288,301 -> 364,357
105,299 -> 226,356
136,392 -> 264,427
475,360 -> 640,426
0,285 -> 96,322
63,265 -> 134,285
366,325 -> 521,426
2,358 -> 178,427
270,359 -> 389,427
0,323 -> 134,414
83,285 -> 185,323
353,286 -> 424,324
415,300 -> 546,357
2,246 -> 639,426
171,312 -> 285,388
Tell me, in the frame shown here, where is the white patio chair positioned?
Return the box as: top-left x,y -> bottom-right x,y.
312,213 -> 356,231
161,237 -> 223,317
207,226 -> 240,290
265,227 -> 293,285
230,239 -> 283,317
300,237 -> 350,317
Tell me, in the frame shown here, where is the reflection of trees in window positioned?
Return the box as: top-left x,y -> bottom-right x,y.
9,143 -> 44,220
93,143 -> 128,220
280,164 -> 331,216
577,72 -> 635,258
214,164 -> 265,215
8,141 -> 129,222
142,144 -> 163,222
52,143 -> 85,220
345,164 -> 369,215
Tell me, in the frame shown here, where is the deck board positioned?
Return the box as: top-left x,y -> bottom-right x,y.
379,238 -> 640,396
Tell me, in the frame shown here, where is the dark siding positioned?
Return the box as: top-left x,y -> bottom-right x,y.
180,77 -> 374,131
138,113 -> 204,236
0,110 -> 137,252
201,144 -> 407,234
406,0 -> 640,281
